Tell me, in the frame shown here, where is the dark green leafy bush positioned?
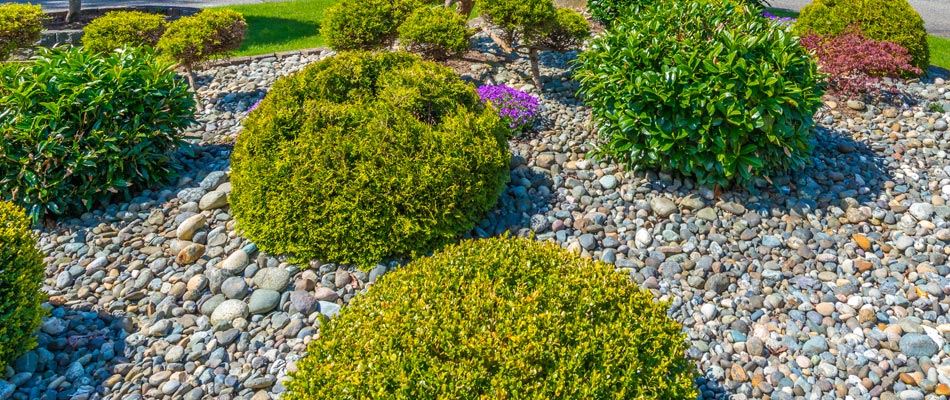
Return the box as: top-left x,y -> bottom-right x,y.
0,3 -> 43,60
587,0 -> 767,27
82,11 -> 168,54
398,6 -> 471,60
230,52 -> 510,267
795,0 -> 929,70
157,9 -> 246,85
0,47 -> 195,222
285,236 -> 697,399
0,201 -> 45,370
575,0 -> 824,187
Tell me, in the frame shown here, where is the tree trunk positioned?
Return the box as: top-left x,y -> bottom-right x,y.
65,0 -> 81,23
185,69 -> 197,92
458,0 -> 474,16
528,47 -> 542,89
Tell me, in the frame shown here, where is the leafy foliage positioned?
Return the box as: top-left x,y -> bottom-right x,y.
398,6 -> 471,60
285,236 -> 697,399
575,0 -> 824,187
0,3 -> 42,60
82,11 -> 168,54
0,201 -> 45,370
0,47 -> 195,222
321,0 -> 443,51
541,8 -> 590,51
587,0 -> 767,27
157,9 -> 247,71
795,0 -> 929,70
478,0 -> 556,44
230,51 -> 510,267
801,31 -> 921,97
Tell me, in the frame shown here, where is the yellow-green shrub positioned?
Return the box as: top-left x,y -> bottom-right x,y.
0,201 -> 45,370
795,0 -> 929,70
230,52 -> 510,267
0,3 -> 43,60
156,8 -> 246,83
398,6 -> 471,60
82,11 -> 167,54
285,237 -> 697,399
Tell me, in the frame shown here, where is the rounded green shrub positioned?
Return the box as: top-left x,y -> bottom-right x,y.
0,3 -> 43,60
285,236 -> 697,399
157,9 -> 246,76
795,0 -> 929,70
0,47 -> 195,222
0,201 -> 46,370
575,0 -> 824,187
230,52 -> 510,267
82,11 -> 168,54
321,0 -> 443,51
541,7 -> 590,51
398,6 -> 471,60
478,0 -> 556,44
587,0 -> 768,27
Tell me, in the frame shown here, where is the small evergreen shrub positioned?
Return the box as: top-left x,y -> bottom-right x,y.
157,9 -> 246,85
541,7 -> 590,51
0,47 -> 195,222
285,237 -> 697,399
0,201 -> 46,370
398,6 -> 470,60
478,0 -> 555,44
0,3 -> 43,60
82,11 -> 168,54
230,52 -> 510,267
795,0 -> 929,70
575,0 -> 824,187
321,0 -> 394,50
801,31 -> 921,97
587,0 -> 766,27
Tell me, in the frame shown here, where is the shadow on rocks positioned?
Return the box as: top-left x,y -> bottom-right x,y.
4,305 -> 133,400
694,373 -> 732,400
206,90 -> 268,114
468,154 -> 555,238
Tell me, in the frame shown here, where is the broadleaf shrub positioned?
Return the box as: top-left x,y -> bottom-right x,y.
157,8 -> 246,82
587,0 -> 767,27
575,0 -> 824,187
0,47 -> 195,222
0,201 -> 46,370
398,6 -> 470,60
795,0 -> 929,71
0,3 -> 43,60
230,52 -> 510,267
285,237 -> 697,399
82,11 -> 168,54
800,31 -> 921,97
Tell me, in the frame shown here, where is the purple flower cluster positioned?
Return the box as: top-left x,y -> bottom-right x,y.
762,10 -> 795,24
248,98 -> 263,113
476,84 -> 540,131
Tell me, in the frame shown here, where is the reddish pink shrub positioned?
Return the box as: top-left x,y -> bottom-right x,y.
800,30 -> 921,97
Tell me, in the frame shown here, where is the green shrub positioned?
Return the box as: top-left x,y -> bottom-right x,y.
587,0 -> 767,27
795,0 -> 929,70
575,0 -> 824,187
541,7 -> 590,51
157,9 -> 246,84
285,237 -> 697,399
0,3 -> 43,60
398,6 -> 471,60
82,11 -> 168,54
0,47 -> 195,222
230,51 -> 510,267
321,0 -> 443,51
0,201 -> 45,370
478,0 -> 555,44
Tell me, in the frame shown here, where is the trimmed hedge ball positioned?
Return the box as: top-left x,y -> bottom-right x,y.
82,11 -> 167,54
795,0 -> 929,71
285,236 -> 698,399
0,3 -> 43,60
398,6 -> 471,60
230,51 -> 511,267
157,9 -> 247,72
0,201 -> 45,370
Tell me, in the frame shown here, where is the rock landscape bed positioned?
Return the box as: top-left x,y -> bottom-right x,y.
5,36 -> 950,400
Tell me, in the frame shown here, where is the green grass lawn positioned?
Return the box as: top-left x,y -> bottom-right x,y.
928,35 -> 950,71
216,0 -> 338,57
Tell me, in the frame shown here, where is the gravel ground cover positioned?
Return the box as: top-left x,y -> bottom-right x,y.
4,36 -> 950,400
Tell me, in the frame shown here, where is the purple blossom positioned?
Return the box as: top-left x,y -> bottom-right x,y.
476,84 -> 540,131
762,10 -> 796,24
248,98 -> 263,113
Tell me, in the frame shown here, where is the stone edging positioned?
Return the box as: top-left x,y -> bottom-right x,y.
202,47 -> 331,69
